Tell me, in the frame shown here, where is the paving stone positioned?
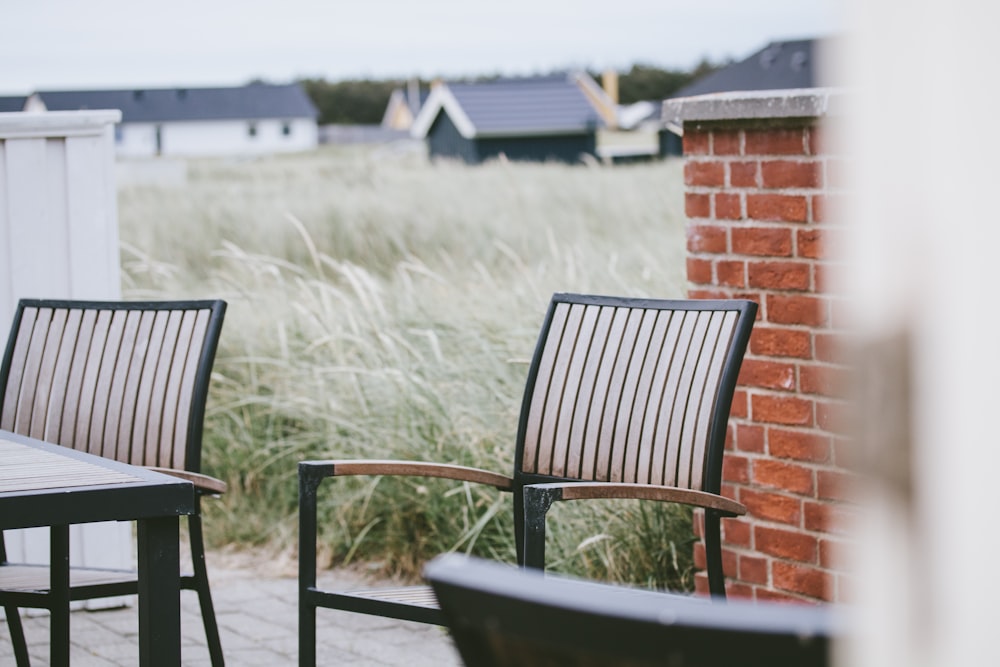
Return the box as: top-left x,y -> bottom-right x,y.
0,549 -> 463,666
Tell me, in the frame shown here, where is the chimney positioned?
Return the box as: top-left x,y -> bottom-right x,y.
407,78 -> 420,115
602,69 -> 619,105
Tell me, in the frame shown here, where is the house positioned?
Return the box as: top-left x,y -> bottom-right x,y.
317,80 -> 424,146
26,83 -> 318,157
660,37 -> 836,155
0,96 -> 27,112
669,37 -> 834,99
410,72 -> 615,164
381,79 -> 428,131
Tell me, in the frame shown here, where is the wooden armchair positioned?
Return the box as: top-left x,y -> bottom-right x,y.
299,293 -> 757,666
0,299 -> 227,666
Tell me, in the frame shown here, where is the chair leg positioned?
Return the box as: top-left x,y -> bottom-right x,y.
298,464 -> 324,667
5,606 -> 31,667
188,512 -> 225,667
703,511 -> 728,599
50,525 -> 70,666
522,486 -> 562,570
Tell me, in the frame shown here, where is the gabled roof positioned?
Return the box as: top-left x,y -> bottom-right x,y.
411,73 -> 608,139
381,83 -> 430,130
31,83 -> 317,123
0,96 -> 26,112
671,38 -> 834,99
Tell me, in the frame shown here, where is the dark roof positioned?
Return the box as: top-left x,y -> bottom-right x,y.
0,96 -> 26,112
33,83 -> 317,123
671,38 -> 835,98
415,74 -> 606,138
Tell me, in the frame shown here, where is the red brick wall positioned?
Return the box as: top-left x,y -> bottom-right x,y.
681,119 -> 851,603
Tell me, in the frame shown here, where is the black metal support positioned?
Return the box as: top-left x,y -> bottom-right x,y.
299,462 -> 330,667
4,603 -> 29,666
522,486 -> 562,570
704,510 -> 727,599
3,531 -> 30,667
49,524 -> 70,667
187,496 -> 225,666
137,516 -> 181,666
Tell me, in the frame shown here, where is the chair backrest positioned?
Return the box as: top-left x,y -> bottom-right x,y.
426,554 -> 836,667
0,299 -> 226,472
515,294 -> 756,493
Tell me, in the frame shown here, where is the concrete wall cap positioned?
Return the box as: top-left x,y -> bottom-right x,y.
663,87 -> 846,126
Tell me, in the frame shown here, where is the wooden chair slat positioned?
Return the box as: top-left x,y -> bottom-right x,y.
130,311 -> 167,466
616,309 -> 659,484
673,312 -> 715,489
520,302 -> 570,474
89,310 -> 129,459
688,312 -> 737,489
73,310 -> 109,454
646,311 -> 685,486
629,310 -> 672,485
58,309 -> 96,449
103,310 -> 142,461
159,310 -> 197,468
26,309 -> 66,440
146,311 -> 182,468
549,303 -> 593,478
677,312 -> 724,488
589,306 -> 630,482
42,309 -> 81,444
535,303 -> 584,476
116,311 -> 154,466
0,309 -> 33,432
605,308 -> 645,483
13,308 -> 50,436
661,313 -> 697,486
171,310 -> 209,470
573,305 -> 615,480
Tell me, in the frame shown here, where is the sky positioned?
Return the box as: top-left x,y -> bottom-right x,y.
1,0 -> 842,94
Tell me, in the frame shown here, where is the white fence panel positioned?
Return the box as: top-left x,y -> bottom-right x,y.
0,109 -> 131,610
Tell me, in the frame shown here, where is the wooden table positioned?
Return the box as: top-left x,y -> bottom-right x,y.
0,430 -> 195,666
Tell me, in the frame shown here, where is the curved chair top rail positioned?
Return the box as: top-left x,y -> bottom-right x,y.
515,293 -> 756,494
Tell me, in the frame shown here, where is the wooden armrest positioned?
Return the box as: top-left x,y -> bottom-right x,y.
303,459 -> 513,491
146,467 -> 228,495
528,481 -> 745,516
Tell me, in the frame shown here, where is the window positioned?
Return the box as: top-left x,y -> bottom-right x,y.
248,122 -> 258,138
282,121 -> 292,137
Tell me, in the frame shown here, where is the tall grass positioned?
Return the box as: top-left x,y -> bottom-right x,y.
118,146 -> 694,590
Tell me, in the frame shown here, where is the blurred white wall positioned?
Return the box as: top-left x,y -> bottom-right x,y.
838,1 -> 1000,664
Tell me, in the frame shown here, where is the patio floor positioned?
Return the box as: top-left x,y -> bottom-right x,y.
0,548 -> 462,666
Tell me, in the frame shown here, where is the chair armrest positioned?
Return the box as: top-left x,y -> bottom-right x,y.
146,467 -> 228,495
529,481 -> 745,516
520,482 -> 744,570
299,459 -> 513,491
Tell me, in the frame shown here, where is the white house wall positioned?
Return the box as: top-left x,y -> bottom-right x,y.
118,118 -> 318,157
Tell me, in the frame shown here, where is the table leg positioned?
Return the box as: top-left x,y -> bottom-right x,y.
136,516 -> 181,666
49,524 -> 70,667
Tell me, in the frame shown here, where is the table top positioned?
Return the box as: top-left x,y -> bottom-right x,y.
0,430 -> 195,530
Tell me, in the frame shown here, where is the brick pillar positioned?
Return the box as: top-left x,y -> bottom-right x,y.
665,90 -> 850,603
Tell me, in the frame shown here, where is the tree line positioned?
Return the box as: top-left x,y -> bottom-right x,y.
299,60 -> 725,126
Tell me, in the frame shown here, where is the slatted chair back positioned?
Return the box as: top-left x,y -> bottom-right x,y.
0,299 -> 226,473
516,294 -> 756,495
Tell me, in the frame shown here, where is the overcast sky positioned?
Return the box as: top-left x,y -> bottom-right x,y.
2,0 -> 841,94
